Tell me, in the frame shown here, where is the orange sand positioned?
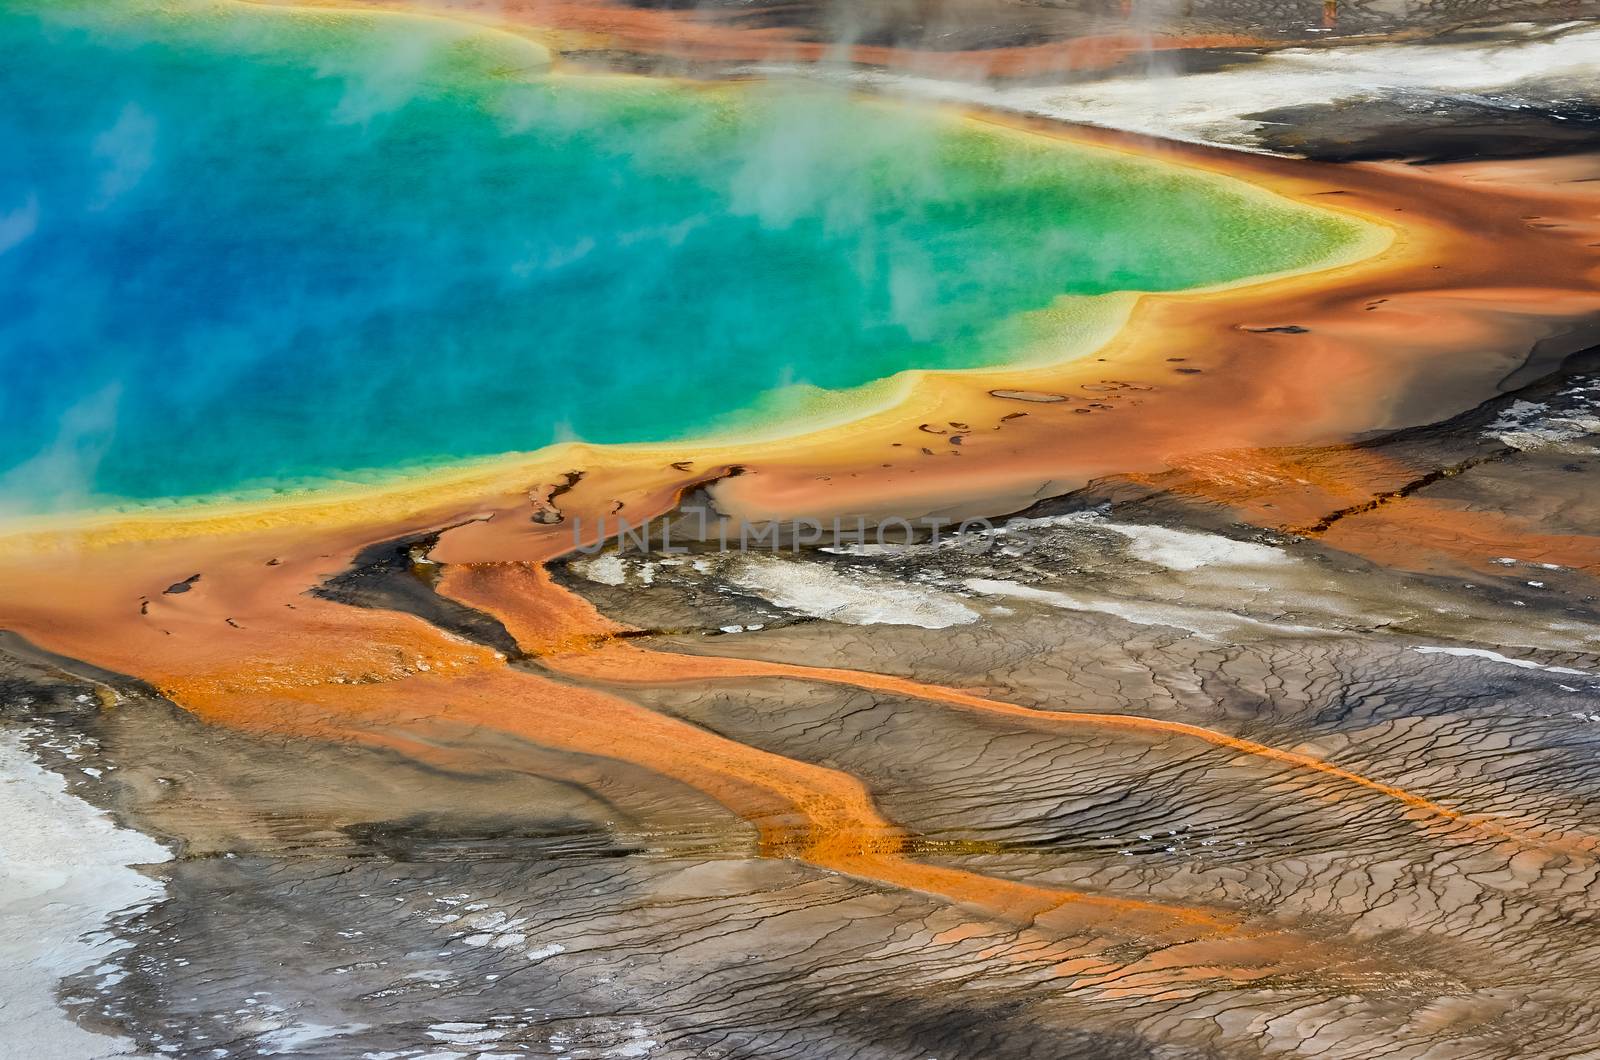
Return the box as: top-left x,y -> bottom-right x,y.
263,0 -> 1274,76
4,5 -> 1600,970
441,562 -> 1598,860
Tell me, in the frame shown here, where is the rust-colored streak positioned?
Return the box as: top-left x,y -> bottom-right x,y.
265,0 -> 1270,76
0,511 -> 1233,944
1317,499 -> 1600,578
6,148 -> 1596,561
174,659 -> 1231,938
440,562 -> 1595,859
0,91 -> 1596,1003
1129,438 -> 1600,579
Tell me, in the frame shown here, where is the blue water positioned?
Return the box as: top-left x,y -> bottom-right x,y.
0,0 -> 1362,510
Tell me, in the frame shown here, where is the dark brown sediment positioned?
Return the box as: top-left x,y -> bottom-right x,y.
7,4 -> 1600,1055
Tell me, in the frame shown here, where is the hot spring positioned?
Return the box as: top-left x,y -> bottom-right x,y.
0,0 -> 1370,511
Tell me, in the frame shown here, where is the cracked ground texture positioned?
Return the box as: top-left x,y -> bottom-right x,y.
6,8 -> 1600,1053
4,352 -> 1597,1058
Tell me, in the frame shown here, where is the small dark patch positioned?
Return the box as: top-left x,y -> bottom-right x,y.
163,574 -> 201,595
312,527 -> 520,656
529,470 -> 584,525
343,814 -> 640,862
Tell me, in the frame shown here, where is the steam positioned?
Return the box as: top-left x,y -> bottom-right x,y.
89,102 -> 157,211
0,0 -> 1352,515
317,19 -> 469,125
0,194 -> 39,257
0,385 -> 121,515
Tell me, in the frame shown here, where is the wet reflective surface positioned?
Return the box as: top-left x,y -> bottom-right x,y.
4,3 -> 1600,1058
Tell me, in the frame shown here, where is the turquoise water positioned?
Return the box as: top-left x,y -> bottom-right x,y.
0,0 -> 1363,510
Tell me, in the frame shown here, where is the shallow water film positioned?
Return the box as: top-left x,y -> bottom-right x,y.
0,0 -> 1365,508
4,2 -> 1600,1059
